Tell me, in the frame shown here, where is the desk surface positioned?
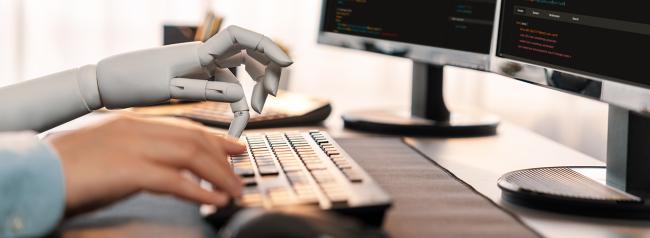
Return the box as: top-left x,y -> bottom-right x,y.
48,113 -> 650,238
337,137 -> 537,238
406,123 -> 650,238
55,123 -> 537,238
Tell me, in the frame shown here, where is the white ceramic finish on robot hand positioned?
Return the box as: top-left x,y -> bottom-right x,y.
199,25 -> 293,114
95,25 -> 292,138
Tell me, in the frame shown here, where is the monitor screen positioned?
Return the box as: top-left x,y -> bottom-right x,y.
321,0 -> 496,55
496,0 -> 650,89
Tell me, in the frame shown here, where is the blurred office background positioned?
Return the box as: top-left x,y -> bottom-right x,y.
0,0 -> 608,161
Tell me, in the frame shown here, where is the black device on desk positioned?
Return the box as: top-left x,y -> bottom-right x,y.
157,11 -> 386,228
203,131 -> 392,227
491,0 -> 650,218
318,0 -> 499,136
128,91 -> 332,129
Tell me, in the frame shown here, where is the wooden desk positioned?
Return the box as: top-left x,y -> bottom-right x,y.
48,112 -> 650,238
406,123 -> 650,238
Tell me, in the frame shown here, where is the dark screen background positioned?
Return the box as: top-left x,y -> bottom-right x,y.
322,0 -> 496,54
497,0 -> 650,88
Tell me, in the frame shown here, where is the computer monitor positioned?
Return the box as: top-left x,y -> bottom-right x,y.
491,0 -> 650,218
318,0 -> 499,136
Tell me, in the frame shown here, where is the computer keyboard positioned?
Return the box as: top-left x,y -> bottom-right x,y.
213,131 -> 392,225
126,91 -> 332,128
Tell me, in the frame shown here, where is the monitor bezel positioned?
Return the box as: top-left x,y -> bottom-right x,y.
489,0 -> 650,114
317,0 -> 491,71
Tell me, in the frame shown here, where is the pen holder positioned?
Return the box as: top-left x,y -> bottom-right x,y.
163,25 -> 198,46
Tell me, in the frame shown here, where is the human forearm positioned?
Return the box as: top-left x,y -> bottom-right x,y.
0,132 -> 65,237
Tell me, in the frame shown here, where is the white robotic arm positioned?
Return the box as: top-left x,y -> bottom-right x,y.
0,26 -> 292,138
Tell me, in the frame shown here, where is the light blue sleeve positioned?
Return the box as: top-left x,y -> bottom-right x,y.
0,132 -> 65,237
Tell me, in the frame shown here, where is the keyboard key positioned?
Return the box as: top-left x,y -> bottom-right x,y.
326,192 -> 348,204
302,158 -> 321,164
232,163 -> 253,170
295,191 -> 320,205
341,168 -> 363,183
254,156 -> 274,161
347,176 -> 363,183
259,166 -> 279,176
334,161 -> 352,169
256,161 -> 276,167
242,177 -> 257,187
281,165 -> 303,172
286,172 -> 311,185
277,154 -> 298,159
312,172 -> 336,183
227,131 -> 388,212
268,187 -> 292,196
278,156 -> 299,161
279,161 -> 301,167
306,163 -> 326,171
301,155 -> 319,159
232,164 -> 253,170
321,146 -> 335,151
326,151 -> 340,156
240,192 -> 263,207
231,158 -> 250,163
280,161 -> 302,166
234,168 -> 255,177
275,152 -> 295,157
268,188 -> 294,206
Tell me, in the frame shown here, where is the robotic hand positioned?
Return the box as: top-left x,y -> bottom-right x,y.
98,26 -> 293,138
0,25 -> 292,137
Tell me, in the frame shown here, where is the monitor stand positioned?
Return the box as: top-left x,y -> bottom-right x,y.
499,106 -> 650,219
342,62 -> 499,136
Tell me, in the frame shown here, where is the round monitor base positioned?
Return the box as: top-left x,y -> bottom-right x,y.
499,166 -> 650,219
341,109 -> 499,137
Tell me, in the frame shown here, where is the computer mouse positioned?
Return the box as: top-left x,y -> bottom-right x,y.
215,206 -> 388,238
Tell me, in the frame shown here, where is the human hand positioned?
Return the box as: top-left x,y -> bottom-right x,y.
48,115 -> 245,216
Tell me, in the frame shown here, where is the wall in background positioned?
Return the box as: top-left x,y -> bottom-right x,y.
0,0 -> 19,87
444,67 -> 608,161
0,0 -> 608,161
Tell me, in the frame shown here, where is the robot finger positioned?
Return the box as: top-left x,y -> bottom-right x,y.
263,63 -> 282,96
254,36 -> 293,67
208,69 -> 245,102
169,77 -> 244,103
204,61 -> 219,77
213,67 -> 240,84
214,51 -> 245,68
169,77 -> 208,101
243,51 -> 266,82
200,26 -> 292,67
214,68 -> 250,138
229,94 -> 249,112
228,110 -> 250,138
228,97 -> 250,138
224,26 -> 291,67
246,49 -> 271,65
250,81 -> 268,114
199,26 -> 250,65
205,80 -> 245,102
